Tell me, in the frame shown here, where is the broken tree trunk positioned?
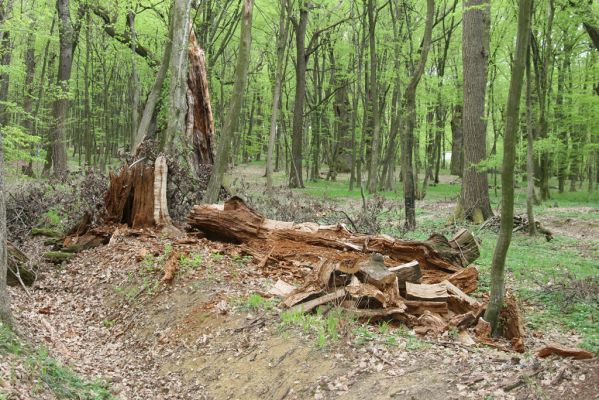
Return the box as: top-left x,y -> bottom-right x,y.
187,197 -> 480,275
105,155 -> 172,229
186,28 -> 215,176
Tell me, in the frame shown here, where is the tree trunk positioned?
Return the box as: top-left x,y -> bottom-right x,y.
401,0 -> 435,230
457,0 -> 493,223
450,104 -> 463,176
203,0 -> 253,203
0,0 -> 13,128
266,0 -> 289,190
133,9 -> 175,152
52,0 -> 82,179
186,28 -> 215,172
484,0 -> 532,333
366,0 -> 381,193
525,48 -> 536,236
128,10 -> 140,148
164,0 -> 193,152
0,105 -> 11,326
289,5 -> 309,188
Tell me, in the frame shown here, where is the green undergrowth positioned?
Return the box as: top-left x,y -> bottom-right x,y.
477,233 -> 598,353
0,322 -> 114,399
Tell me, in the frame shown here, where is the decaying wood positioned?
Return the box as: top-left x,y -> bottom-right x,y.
185,197 -> 526,342
153,156 -> 171,226
536,344 -> 594,360
442,279 -> 482,314
7,242 -> 35,286
105,162 -> 155,228
269,279 -> 296,297
415,311 -> 448,335
187,197 -> 479,273
406,282 -> 449,302
162,251 -> 181,283
500,293 -> 525,353
186,28 -> 215,175
289,288 -> 346,313
404,300 -> 449,315
447,265 -> 479,294
358,254 -> 397,289
389,260 -> 421,289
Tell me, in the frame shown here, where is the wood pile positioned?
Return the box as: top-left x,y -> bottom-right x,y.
187,197 -> 523,348
481,214 -> 553,241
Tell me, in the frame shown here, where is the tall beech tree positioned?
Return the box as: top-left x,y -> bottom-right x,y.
457,0 -> 493,223
51,0 -> 84,179
485,0 -> 533,333
204,0 -> 254,203
401,0 -> 435,230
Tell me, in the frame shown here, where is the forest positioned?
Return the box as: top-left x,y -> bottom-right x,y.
0,0 -> 598,398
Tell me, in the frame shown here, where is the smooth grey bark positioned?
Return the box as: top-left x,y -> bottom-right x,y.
128,10 -> 140,147
457,0 -> 493,223
0,0 -> 14,127
0,115 -> 11,326
484,0 -> 532,333
289,4 -> 309,188
203,0 -> 254,203
52,0 -> 83,179
525,48 -> 536,236
164,0 -> 193,152
366,0 -> 381,193
266,0 -> 289,190
133,10 -> 175,153
400,0 -> 435,230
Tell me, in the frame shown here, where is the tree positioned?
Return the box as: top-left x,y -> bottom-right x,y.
0,113 -> 11,326
365,0 -> 381,193
484,0 -> 533,333
164,0 -> 193,152
457,0 -> 493,223
400,0 -> 435,230
204,0 -> 254,203
266,0 -> 290,190
51,0 -> 84,179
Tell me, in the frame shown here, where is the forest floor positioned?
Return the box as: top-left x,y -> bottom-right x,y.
2,163 -> 598,400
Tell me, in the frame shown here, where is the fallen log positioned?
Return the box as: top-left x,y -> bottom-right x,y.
187,197 -> 480,274
7,242 -> 36,286
536,344 -> 594,360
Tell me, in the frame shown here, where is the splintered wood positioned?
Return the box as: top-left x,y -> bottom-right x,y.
187,197 -> 523,350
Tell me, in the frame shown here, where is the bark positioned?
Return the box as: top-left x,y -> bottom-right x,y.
366,0 -> 381,193
203,0 -> 253,203
266,0 -> 289,190
22,19 -> 36,175
52,0 -> 83,179
484,0 -> 532,333
0,103 -> 11,326
458,0 -> 492,223
186,28 -> 215,171
450,104 -> 463,176
0,0 -> 14,127
128,11 -> 140,147
188,197 -> 480,274
525,48 -> 536,236
400,0 -> 435,230
133,10 -> 175,152
289,5 -> 309,188
164,0 -> 193,152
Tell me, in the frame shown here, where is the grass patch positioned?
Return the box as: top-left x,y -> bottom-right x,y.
0,322 -> 114,399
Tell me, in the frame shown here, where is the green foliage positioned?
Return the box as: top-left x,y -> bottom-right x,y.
1,125 -> 42,163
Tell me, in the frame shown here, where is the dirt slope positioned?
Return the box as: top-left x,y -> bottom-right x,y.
4,229 -> 598,400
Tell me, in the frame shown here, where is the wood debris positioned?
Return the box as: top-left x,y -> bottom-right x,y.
186,197 -> 525,345
536,344 -> 594,360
